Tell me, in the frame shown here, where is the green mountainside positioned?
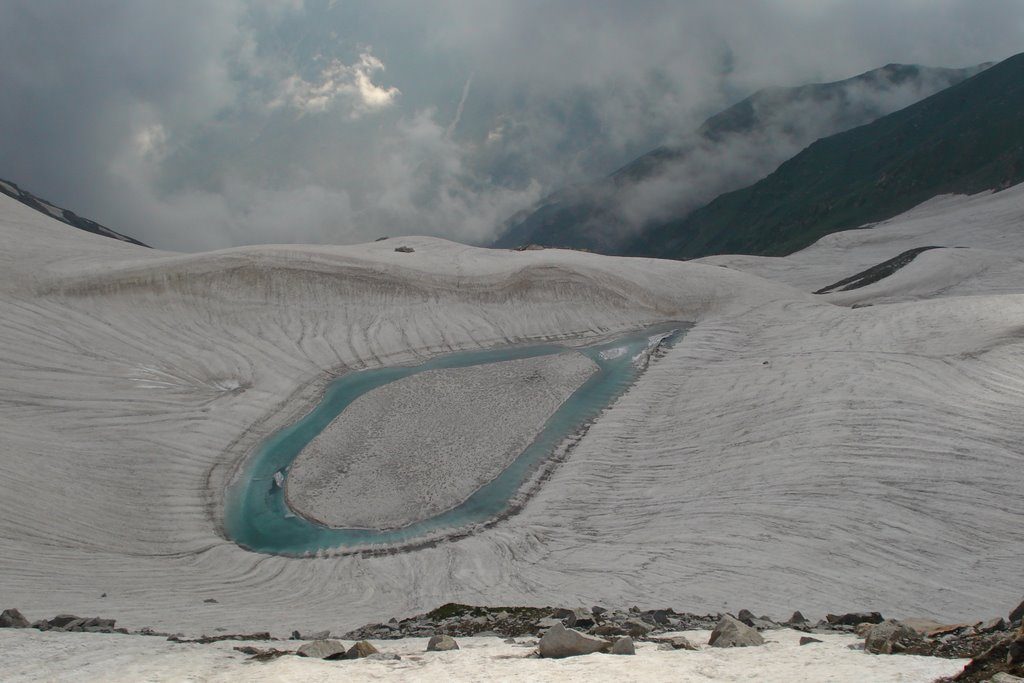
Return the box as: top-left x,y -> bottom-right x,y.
627,52 -> 1024,259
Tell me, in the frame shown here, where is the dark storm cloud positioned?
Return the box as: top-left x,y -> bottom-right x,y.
0,0 -> 1021,250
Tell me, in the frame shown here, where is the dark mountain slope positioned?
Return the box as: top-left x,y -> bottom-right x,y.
0,177 -> 148,247
493,63 -> 986,253
627,52 -> 1024,260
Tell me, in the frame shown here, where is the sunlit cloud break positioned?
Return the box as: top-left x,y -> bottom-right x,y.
273,50 -> 400,117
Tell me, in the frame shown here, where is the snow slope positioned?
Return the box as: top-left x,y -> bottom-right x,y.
0,629 -> 967,683
0,183 -> 1022,638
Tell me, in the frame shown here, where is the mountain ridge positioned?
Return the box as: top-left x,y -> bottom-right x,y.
0,177 -> 147,247
493,62 -> 988,254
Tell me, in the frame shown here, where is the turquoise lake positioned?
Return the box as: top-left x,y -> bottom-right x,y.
224,323 -> 688,555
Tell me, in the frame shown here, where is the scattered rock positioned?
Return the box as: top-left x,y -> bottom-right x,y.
864,620 -> 925,655
235,646 -> 293,662
297,639 -> 348,659
800,637 -> 823,646
538,624 -> 611,658
169,632 -> 273,644
708,615 -> 765,648
394,246 -> 414,253
948,630 -> 1024,682
427,634 -> 459,651
610,636 -> 635,655
0,608 -> 29,628
346,640 -> 379,659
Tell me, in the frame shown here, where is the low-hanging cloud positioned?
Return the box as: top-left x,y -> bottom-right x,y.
0,0 -> 1021,251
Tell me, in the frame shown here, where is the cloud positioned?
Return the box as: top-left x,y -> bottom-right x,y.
273,51 -> 400,117
0,0 -> 1021,251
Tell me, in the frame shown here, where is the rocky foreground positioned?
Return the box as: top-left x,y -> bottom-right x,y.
2,599 -> 1021,681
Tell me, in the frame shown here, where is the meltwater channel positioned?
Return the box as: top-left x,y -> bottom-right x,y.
224,323 -> 689,555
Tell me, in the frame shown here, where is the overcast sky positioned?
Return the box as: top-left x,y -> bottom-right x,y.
0,0 -> 1021,251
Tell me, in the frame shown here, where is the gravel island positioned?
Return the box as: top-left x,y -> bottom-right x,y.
285,351 -> 598,530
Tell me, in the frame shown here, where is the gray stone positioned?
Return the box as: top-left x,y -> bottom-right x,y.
799,637 -> 823,645
787,611 -> 809,625
394,246 -> 415,253
47,615 -> 82,628
427,634 -> 459,651
737,609 -> 757,626
610,636 -> 635,655
537,617 -> 563,629
538,623 -> 611,658
708,615 -> 765,648
346,640 -> 379,659
296,639 -> 348,659
0,609 -> 29,628
864,620 -> 924,655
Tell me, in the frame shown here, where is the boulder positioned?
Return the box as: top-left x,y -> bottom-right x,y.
0,609 -> 29,628
737,609 -> 757,626
48,614 -> 82,628
296,639 -> 348,659
981,617 -> 1007,633
346,640 -> 380,659
787,611 -> 809,625
538,624 -> 611,658
622,619 -> 653,638
799,637 -> 823,646
826,612 -> 883,627
610,636 -> 635,655
708,615 -> 765,648
1011,598 -> 1024,625
855,623 -> 875,637
569,607 -> 595,629
426,634 -> 459,652
864,620 -> 924,655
